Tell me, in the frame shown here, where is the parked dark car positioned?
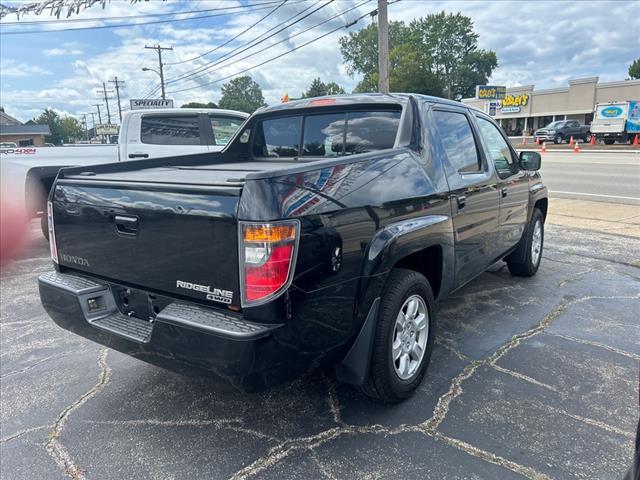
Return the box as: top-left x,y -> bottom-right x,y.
38,94 -> 548,403
534,120 -> 591,144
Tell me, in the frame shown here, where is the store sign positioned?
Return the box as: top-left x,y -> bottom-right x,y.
476,85 -> 506,100
96,124 -> 119,135
130,98 -> 174,110
499,93 -> 529,114
500,106 -> 521,113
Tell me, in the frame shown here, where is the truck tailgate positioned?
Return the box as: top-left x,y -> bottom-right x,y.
52,180 -> 242,309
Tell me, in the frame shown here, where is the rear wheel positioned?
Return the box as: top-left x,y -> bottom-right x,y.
360,269 -> 436,403
604,138 -> 615,145
554,134 -> 563,144
507,209 -> 544,277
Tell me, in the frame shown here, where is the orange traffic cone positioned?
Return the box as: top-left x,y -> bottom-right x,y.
541,142 -> 547,154
573,142 -> 580,154
535,137 -> 540,145
569,136 -> 574,145
634,134 -> 639,146
521,136 -> 526,146
590,134 -> 596,145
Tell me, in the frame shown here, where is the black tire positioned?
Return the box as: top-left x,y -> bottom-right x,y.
554,134 -> 563,144
604,138 -> 615,145
360,269 -> 436,403
40,214 -> 49,241
507,209 -> 544,277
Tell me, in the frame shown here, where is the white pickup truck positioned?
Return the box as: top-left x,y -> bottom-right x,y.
1,108 -> 248,236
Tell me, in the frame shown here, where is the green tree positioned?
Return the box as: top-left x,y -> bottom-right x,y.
339,12 -> 498,99
181,101 -> 218,108
302,77 -> 346,98
629,58 -> 640,80
218,76 -> 265,113
32,108 -> 83,145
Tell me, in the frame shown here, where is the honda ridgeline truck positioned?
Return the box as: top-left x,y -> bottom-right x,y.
39,94 -> 547,403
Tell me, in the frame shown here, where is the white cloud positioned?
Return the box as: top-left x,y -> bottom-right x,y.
1,59 -> 52,76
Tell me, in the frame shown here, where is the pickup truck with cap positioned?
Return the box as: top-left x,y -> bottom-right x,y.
0,108 -> 248,238
38,94 -> 548,403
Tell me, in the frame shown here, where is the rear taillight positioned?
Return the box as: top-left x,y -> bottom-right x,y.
240,221 -> 299,306
47,200 -> 58,263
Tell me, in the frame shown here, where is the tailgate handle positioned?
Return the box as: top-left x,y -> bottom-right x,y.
128,153 -> 149,159
115,215 -> 139,236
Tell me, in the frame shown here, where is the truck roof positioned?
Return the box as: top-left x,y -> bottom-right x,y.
256,93 -> 465,114
123,108 -> 249,117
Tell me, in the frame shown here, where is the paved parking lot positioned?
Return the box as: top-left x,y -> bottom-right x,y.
1,202 -> 638,480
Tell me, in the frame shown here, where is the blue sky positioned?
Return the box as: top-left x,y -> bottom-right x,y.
1,0 -> 638,123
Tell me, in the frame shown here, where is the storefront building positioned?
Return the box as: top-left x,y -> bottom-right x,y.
462,77 -> 640,135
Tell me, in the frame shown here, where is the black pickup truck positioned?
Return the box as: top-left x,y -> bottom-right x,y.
39,94 -> 547,403
534,120 -> 592,144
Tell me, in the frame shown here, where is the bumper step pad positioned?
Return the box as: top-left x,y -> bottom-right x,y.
157,302 -> 276,339
91,312 -> 153,343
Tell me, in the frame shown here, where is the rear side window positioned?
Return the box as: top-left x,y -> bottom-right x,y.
140,115 -> 200,145
209,115 -> 245,146
253,110 -> 400,158
433,110 -> 481,173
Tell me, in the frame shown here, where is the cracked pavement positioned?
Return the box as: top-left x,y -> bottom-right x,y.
1,201 -> 639,480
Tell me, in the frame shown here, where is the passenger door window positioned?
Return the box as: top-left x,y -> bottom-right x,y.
476,116 -> 516,178
140,115 -> 201,145
433,110 -> 481,173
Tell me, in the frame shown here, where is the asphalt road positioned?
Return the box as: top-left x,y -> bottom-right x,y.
1,215 -> 638,480
538,150 -> 640,205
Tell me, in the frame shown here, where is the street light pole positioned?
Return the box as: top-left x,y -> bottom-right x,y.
145,44 -> 172,99
377,0 -> 390,95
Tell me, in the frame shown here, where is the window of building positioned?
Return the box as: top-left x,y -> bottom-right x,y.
209,115 -> 244,146
476,116 -> 516,178
140,115 -> 200,145
433,110 -> 481,173
18,139 -> 34,147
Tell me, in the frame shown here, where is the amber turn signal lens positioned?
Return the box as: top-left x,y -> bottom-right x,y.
244,224 -> 296,243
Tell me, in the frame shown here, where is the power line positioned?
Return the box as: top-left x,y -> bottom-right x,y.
165,0 -> 288,66
0,2 -> 283,25
0,1 -> 286,35
158,0 -> 369,96
167,2 -> 380,95
160,0 -> 334,91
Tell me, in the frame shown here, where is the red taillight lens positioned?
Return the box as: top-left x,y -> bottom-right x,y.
240,221 -> 299,306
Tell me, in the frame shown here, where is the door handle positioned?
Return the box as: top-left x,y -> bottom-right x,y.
128,153 -> 149,159
115,215 -> 139,236
501,187 -> 508,198
456,194 -> 466,209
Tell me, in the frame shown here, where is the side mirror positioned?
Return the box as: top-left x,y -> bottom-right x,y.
519,151 -> 541,171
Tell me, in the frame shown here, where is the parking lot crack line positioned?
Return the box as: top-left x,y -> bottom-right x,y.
323,373 -> 342,424
490,365 -> 559,393
0,424 -> 52,444
430,431 -> 551,480
45,348 -> 112,480
543,406 -> 635,439
546,332 -> 640,360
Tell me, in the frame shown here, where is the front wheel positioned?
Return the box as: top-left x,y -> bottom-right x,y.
360,269 -> 436,403
554,134 -> 563,144
507,209 -> 544,277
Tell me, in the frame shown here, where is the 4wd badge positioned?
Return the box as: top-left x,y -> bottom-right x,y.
175,280 -> 233,304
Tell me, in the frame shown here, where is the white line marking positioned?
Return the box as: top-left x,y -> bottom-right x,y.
550,191 -> 640,201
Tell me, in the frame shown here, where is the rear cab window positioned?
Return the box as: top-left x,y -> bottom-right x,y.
140,115 -> 201,145
250,108 -> 401,159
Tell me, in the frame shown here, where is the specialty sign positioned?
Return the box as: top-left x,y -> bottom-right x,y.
476,85 -> 506,100
130,98 -> 174,110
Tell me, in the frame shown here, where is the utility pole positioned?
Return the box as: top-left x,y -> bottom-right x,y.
145,44 -> 173,99
81,114 -> 89,141
97,82 -> 113,124
93,104 -> 103,125
108,76 -> 125,122
377,0 -> 389,94
88,112 -> 96,140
